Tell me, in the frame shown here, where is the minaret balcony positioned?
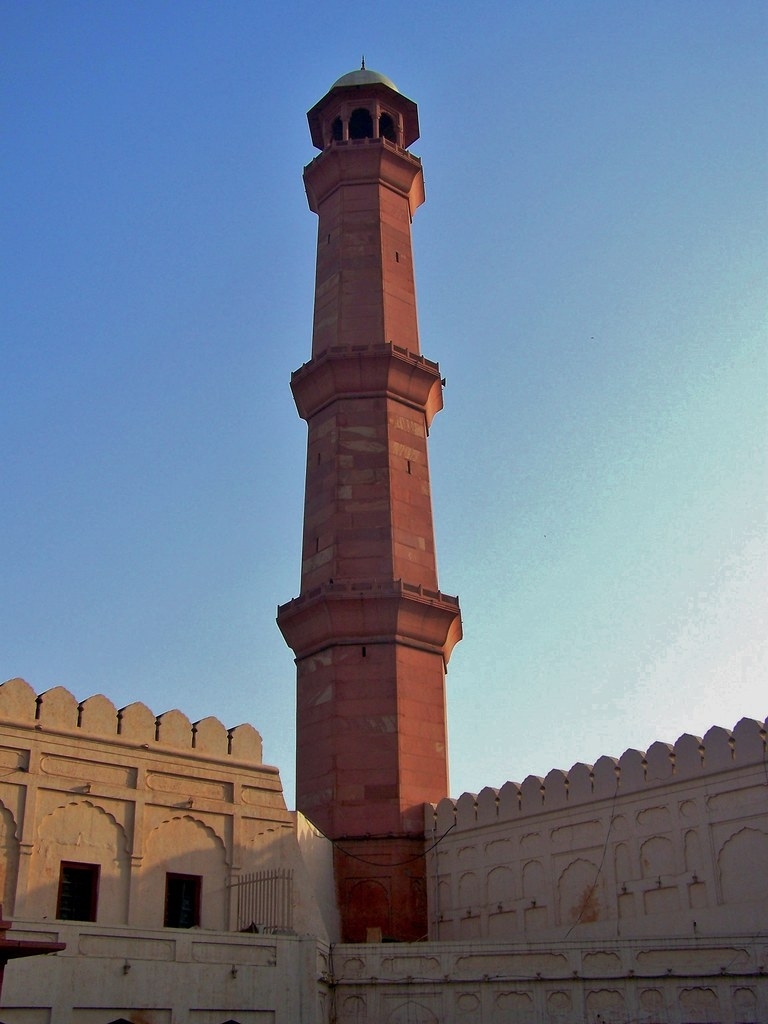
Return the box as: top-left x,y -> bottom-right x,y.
290,342 -> 444,426
277,578 -> 462,665
303,138 -> 425,216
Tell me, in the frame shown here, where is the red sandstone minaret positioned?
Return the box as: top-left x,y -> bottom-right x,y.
277,66 -> 461,942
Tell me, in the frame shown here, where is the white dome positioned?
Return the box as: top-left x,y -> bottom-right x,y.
330,68 -> 399,93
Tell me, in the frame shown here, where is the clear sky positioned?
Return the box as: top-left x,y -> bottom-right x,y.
2,1 -> 766,802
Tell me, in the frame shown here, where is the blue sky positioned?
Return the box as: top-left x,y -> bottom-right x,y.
2,1 -> 766,801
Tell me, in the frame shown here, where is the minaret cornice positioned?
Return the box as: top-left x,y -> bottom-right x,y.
303,138 -> 425,216
277,579 -> 462,665
289,343 -> 444,426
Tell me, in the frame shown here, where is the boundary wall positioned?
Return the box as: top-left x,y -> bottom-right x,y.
0,677 -> 336,1023
329,935 -> 767,1024
426,718 -> 766,945
2,678 -> 765,1023
328,719 -> 767,1024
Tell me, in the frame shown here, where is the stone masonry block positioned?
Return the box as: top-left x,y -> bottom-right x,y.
192,716 -> 229,757
36,685 -> 78,730
79,693 -> 119,736
155,709 -> 193,749
498,780 -> 521,821
617,749 -> 647,792
674,733 -> 704,777
455,792 -> 478,830
593,756 -> 620,799
520,775 -> 545,813
118,701 -> 156,742
646,741 -> 675,782
543,769 -> 569,809
0,677 -> 37,723
568,762 -> 594,803
702,725 -> 735,771
732,717 -> 766,764
476,787 -> 499,826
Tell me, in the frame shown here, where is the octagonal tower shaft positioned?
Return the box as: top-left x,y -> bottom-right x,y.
277,73 -> 461,942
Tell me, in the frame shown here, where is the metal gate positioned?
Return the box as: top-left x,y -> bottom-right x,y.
234,867 -> 293,932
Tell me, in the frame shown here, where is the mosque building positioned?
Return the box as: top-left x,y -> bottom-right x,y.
0,67 -> 765,1024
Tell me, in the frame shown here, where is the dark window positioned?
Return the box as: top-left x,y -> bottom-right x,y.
379,113 -> 396,142
349,107 -> 373,139
57,862 -> 99,921
331,117 -> 343,141
164,873 -> 201,928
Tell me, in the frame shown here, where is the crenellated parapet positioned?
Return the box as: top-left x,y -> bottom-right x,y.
432,718 -> 766,831
0,677 -> 263,763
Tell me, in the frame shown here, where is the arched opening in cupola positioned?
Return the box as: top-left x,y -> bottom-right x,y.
379,112 -> 396,142
331,116 -> 343,142
349,107 -> 373,139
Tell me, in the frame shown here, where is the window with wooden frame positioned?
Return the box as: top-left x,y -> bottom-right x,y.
164,872 -> 202,928
57,861 -> 100,921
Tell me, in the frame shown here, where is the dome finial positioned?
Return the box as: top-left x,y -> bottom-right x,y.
361,55 -> 366,70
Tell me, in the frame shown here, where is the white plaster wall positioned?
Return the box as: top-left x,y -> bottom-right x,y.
0,678 -> 330,941
3,678 -> 764,1024
330,937 -> 768,1024
426,718 -> 768,946
2,922 -> 331,1024
0,677 -> 332,1023
295,811 -> 340,943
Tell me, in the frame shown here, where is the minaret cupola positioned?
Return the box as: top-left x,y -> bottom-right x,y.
306,63 -> 419,151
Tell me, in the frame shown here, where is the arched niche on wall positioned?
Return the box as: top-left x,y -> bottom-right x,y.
387,1002 -> 438,1024
341,997 -> 366,1020
136,814 -> 228,931
718,826 -> 768,904
26,800 -> 130,924
614,840 -> 632,882
487,864 -> 514,904
640,834 -> 675,878
557,857 -> 604,926
522,859 -> 544,900
0,800 -> 20,914
346,878 -> 390,941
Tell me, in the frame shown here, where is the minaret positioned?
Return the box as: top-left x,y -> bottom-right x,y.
277,66 -> 461,942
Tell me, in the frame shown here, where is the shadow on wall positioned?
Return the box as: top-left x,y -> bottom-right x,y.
0,677 -> 326,938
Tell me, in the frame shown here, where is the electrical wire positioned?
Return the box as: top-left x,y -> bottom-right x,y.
309,820 -> 457,867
